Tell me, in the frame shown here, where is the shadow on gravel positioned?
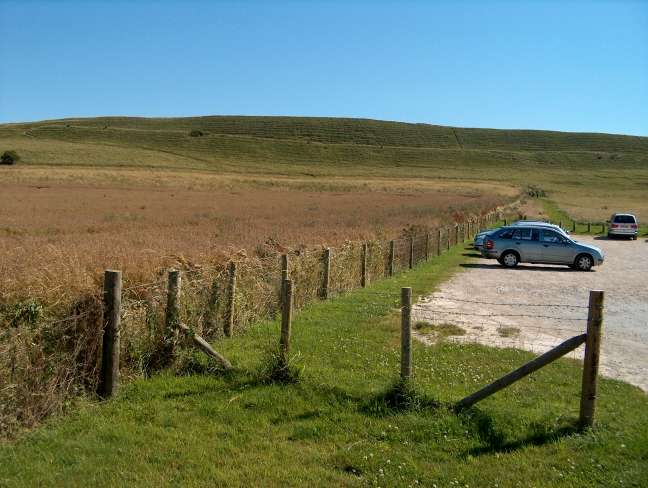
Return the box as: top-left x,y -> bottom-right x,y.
460,263 -> 574,272
462,252 -> 483,258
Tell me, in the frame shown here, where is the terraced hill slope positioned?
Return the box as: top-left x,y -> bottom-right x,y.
1,115 -> 647,222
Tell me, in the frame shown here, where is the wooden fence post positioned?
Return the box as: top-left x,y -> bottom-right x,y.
281,254 -> 289,282
361,243 -> 368,288
572,221 -> 576,232
455,225 -> 459,245
447,227 -> 451,251
225,262 -> 236,337
437,229 -> 442,256
99,270 -> 121,398
601,222 -> 605,234
409,237 -> 414,269
279,279 -> 293,368
587,222 -> 591,233
579,290 -> 604,429
424,233 -> 430,261
322,248 -> 331,299
388,240 -> 395,276
165,269 -> 181,354
504,218 -> 508,226
401,287 -> 412,381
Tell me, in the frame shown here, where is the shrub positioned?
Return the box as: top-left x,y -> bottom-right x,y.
189,130 -> 204,137
1,150 -> 19,165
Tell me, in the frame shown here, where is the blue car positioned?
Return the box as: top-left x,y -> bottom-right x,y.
481,224 -> 604,271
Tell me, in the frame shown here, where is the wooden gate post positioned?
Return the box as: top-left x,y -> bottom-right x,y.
165,269 -> 181,354
361,243 -> 368,288
437,229 -> 442,256
279,279 -> 294,368
388,240 -> 395,276
322,248 -> 331,299
579,290 -> 604,429
99,270 -> 122,398
401,287 -> 412,381
225,262 -> 236,337
409,237 -> 414,269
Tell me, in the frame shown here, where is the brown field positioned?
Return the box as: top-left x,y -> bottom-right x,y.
0,167 -> 514,303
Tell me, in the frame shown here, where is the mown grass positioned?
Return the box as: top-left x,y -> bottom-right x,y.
1,246 -> 646,487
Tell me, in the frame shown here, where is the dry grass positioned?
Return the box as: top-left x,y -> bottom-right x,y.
0,168 -> 511,303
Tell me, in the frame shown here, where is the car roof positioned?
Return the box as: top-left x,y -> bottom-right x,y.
512,221 -> 561,227
611,213 -> 636,217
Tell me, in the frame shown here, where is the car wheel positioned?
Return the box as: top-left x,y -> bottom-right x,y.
574,254 -> 593,271
500,251 -> 519,268
632,235 -> 638,240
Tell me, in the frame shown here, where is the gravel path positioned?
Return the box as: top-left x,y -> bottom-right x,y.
413,236 -> 648,392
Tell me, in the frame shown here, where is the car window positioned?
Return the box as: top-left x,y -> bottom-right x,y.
511,228 -> 533,240
541,230 -> 565,243
498,229 -> 514,239
613,215 -> 636,224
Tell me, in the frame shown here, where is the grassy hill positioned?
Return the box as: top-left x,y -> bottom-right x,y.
2,115 -> 648,221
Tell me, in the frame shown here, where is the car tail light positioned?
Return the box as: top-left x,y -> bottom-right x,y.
611,224 -> 619,228
631,224 -> 637,229
485,239 -> 494,250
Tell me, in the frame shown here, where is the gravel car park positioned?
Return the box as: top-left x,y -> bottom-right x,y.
414,236 -> 648,392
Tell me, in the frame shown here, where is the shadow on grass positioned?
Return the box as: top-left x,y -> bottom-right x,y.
458,406 -> 580,457
360,380 -> 439,417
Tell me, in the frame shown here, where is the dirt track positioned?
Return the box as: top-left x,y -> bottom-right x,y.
413,236 -> 648,392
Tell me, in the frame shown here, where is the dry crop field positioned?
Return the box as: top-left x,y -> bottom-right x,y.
0,167 -> 511,303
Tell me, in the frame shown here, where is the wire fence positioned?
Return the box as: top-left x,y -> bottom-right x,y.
0,205 -> 516,435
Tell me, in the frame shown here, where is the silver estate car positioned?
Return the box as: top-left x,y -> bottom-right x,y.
607,213 -> 638,239
481,224 -> 604,271
473,221 -> 569,250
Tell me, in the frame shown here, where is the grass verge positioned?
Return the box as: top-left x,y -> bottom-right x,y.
1,246 -> 647,487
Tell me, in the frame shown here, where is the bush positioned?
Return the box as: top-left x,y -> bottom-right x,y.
1,150 -> 19,165
188,130 -> 204,137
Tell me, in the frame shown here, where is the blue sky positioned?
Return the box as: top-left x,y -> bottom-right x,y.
1,1 -> 647,135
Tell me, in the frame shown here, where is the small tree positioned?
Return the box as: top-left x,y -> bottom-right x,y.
1,150 -> 19,165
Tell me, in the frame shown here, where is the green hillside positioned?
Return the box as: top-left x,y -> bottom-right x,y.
2,115 -> 647,220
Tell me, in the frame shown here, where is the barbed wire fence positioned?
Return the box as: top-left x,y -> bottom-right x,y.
2,205 -> 521,433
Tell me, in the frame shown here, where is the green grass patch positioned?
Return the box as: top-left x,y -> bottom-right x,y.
415,320 -> 467,339
497,327 -> 521,338
0,245 -> 647,487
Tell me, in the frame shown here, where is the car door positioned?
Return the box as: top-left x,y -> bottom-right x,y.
513,227 -> 542,261
539,230 -> 573,263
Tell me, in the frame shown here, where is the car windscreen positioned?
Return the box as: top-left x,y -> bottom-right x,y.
613,215 -> 636,224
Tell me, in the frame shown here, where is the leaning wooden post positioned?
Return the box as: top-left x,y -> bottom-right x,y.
224,262 -> 236,337
388,240 -> 395,276
165,269 -> 181,355
424,233 -> 430,261
579,290 -> 604,429
99,270 -> 122,398
400,287 -> 412,381
279,279 -> 294,368
361,243 -> 368,288
437,228 -> 442,256
322,248 -> 331,299
408,237 -> 414,269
